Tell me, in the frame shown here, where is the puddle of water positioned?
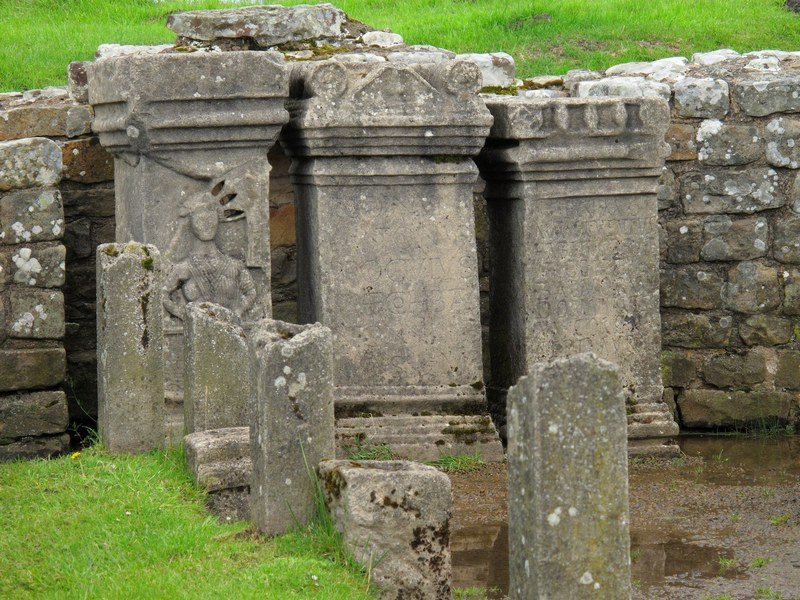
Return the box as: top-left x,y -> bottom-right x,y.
450,435 -> 799,596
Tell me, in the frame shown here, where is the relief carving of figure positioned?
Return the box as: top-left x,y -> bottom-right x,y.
163,192 -> 263,321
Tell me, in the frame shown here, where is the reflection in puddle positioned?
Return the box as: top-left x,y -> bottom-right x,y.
450,436 -> 798,596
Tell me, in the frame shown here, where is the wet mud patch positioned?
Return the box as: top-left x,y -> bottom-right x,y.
449,436 -> 800,598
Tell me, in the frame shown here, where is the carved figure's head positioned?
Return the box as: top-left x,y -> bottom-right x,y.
179,193 -> 219,241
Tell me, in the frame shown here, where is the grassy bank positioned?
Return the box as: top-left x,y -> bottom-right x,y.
0,446 -> 372,599
2,0 -> 799,91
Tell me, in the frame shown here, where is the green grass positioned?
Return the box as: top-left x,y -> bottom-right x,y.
343,439 -> 394,461
2,0 -> 800,91
0,446 -> 373,599
425,451 -> 486,473
750,556 -> 774,568
769,513 -> 791,526
717,555 -> 737,572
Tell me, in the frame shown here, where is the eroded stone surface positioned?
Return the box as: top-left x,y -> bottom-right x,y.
507,354 -> 630,598
674,77 -> 730,118
0,188 -> 63,244
0,138 -> 62,191
319,459 -> 452,599
183,302 -> 248,433
249,319 -> 335,535
0,391 -> 68,442
96,242 -> 164,453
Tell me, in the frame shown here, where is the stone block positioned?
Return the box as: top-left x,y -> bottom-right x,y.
0,138 -> 62,191
458,52 -> 516,87
183,302 -> 248,434
95,44 -> 172,61
775,350 -> 800,389
774,216 -> 800,263
660,266 -> 723,309
605,57 -> 688,80
184,427 -> 251,492
362,31 -> 404,48
8,244 -> 66,287
166,4 -> 346,46
783,268 -> 800,314
0,347 -> 65,391
665,123 -> 698,161
318,459 -> 452,599
721,261 -> 781,313
696,120 -> 761,166
739,314 -> 793,346
657,168 -> 678,210
96,242 -> 164,453
661,312 -> 732,348
661,350 -> 697,388
61,138 -> 114,183
765,117 -> 800,169
0,433 -> 69,461
0,105 -> 69,141
691,49 -> 740,65
0,188 -> 63,244
701,215 -> 768,261
67,61 -> 90,104
674,77 -> 730,118
249,319 -> 335,536
0,391 -> 68,442
574,76 -> 671,100
702,351 -> 767,388
680,168 -> 782,214
60,184 -> 115,219
65,105 -> 93,138
679,389 -> 794,428
506,354 -> 630,598
734,75 -> 800,117
8,289 -> 64,339
665,219 -> 703,263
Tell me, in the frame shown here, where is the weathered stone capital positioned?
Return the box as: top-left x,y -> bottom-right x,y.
88,51 -> 290,164
284,60 -> 493,158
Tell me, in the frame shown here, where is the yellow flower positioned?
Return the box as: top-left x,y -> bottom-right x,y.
70,451 -> 81,460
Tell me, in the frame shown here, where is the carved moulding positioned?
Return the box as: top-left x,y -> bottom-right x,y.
89,51 -> 290,401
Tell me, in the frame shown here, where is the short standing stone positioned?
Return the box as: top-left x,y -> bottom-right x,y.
506,353 -> 630,598
0,138 -> 62,191
674,77 -> 730,118
183,302 -> 248,433
96,242 -> 165,453
167,4 -> 347,46
318,460 -> 452,599
249,319 -> 335,536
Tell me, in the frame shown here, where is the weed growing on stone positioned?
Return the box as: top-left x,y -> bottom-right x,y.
344,439 -> 394,461
702,595 -> 733,600
750,556 -> 774,568
769,514 -> 791,526
730,513 -> 742,523
717,555 -> 737,572
426,451 -> 486,473
453,586 -> 500,599
756,587 -> 784,599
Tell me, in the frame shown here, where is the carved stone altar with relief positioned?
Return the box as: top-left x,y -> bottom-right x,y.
88,51 -> 289,402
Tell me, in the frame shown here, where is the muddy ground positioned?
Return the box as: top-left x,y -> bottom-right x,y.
449,436 -> 800,599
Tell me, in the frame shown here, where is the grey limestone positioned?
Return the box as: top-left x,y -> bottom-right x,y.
0,390 -> 69,442
89,50 -> 289,402
0,138 -> 62,192
701,215 -> 768,261
318,459 -> 452,599
362,30 -> 404,48
183,302 -> 248,434
696,120 -> 761,166
691,49 -> 740,65
249,319 -> 335,536
478,95 -> 679,449
507,353 -> 630,598
96,242 -> 164,453
721,261 -> 782,313
765,117 -> 800,169
674,77 -> 730,118
457,52 -> 516,87
680,168 -> 783,214
733,75 -> 800,117
167,4 -> 347,46
0,189 -> 63,244
8,289 -> 64,339
574,77 -> 671,100
283,59 -> 501,457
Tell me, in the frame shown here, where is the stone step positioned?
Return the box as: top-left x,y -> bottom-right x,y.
628,437 -> 681,458
628,402 -> 670,415
336,414 -> 505,462
627,420 -> 680,439
183,427 -> 251,492
628,411 -> 674,425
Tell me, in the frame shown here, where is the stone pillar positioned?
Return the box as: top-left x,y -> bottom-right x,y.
249,319 -> 335,535
318,459 -> 452,599
507,353 -> 630,598
88,51 -> 289,403
96,242 -> 164,453
283,60 -> 502,460
478,95 -> 679,455
183,302 -> 248,434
